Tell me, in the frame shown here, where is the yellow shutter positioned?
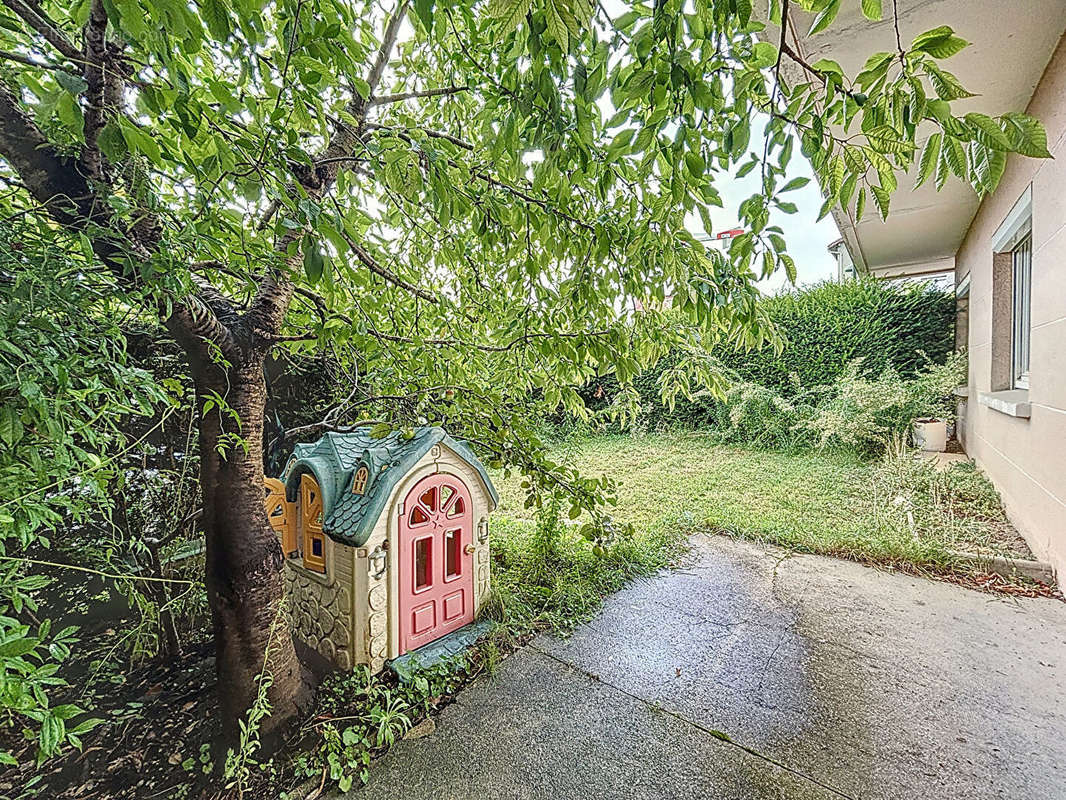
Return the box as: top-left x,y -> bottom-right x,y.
300,473 -> 326,573
264,477 -> 297,555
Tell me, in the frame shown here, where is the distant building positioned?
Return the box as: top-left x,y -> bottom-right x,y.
828,238 -> 856,282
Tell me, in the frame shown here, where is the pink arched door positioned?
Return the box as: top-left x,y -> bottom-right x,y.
398,473 -> 474,654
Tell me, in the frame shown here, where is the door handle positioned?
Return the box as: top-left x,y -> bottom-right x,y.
464,544 -> 475,555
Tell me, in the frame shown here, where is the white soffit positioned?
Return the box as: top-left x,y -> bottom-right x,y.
777,0 -> 1066,275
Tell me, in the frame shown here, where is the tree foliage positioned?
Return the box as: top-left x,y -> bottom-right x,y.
0,0 -> 1051,759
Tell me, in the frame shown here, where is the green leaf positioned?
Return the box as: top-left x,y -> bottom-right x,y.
911,26 -> 954,50
916,132 -> 941,188
201,0 -> 232,41
943,136 -> 967,178
413,0 -> 434,30
871,185 -> 891,219
114,0 -> 148,38
487,0 -> 533,34
923,35 -> 968,59
369,422 -> 392,439
965,113 -> 1010,150
38,715 -> 64,759
119,119 -> 162,165
925,65 -> 974,100
751,42 -> 777,69
780,177 -> 809,192
808,0 -> 841,35
1002,113 -> 1052,158
351,77 -> 371,100
96,122 -> 128,161
911,26 -> 968,59
735,0 -> 752,25
54,72 -> 89,95
68,717 -> 104,735
302,237 -> 325,285
860,0 -> 882,20
0,635 -> 39,658
56,93 -> 84,139
0,406 -> 23,446
811,59 -> 843,77
781,253 -> 797,284
542,0 -> 589,52
684,152 -> 705,180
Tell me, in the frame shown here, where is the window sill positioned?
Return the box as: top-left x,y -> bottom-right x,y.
978,390 -> 1031,419
285,556 -> 332,584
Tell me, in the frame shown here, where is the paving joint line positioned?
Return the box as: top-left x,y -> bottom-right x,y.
528,643 -> 857,800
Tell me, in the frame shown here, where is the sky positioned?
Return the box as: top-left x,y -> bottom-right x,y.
591,0 -> 843,296
700,126 -> 842,296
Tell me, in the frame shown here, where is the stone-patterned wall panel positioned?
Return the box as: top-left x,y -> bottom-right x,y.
365,565 -> 388,672
284,561 -> 354,671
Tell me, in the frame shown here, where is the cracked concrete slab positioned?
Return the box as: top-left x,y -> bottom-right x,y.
346,535 -> 1066,800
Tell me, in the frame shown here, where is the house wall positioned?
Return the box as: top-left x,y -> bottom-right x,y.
957,32 -> 1066,579
283,538 -> 355,670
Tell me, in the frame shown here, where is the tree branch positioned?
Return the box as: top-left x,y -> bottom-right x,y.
0,48 -> 80,74
0,81 -> 96,225
244,0 -> 412,342
0,81 -> 235,357
369,85 -> 468,106
1,0 -> 82,62
82,0 -> 111,180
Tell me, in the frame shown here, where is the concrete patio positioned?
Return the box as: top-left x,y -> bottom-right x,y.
349,535 -> 1066,799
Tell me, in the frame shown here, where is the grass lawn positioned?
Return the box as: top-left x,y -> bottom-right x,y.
492,432 -> 1031,580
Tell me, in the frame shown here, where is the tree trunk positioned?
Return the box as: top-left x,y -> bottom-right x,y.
193,348 -> 306,741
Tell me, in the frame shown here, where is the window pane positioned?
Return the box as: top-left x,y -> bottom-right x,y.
311,537 -> 323,557
445,529 -> 461,579
414,537 -> 431,590
446,496 -> 465,518
1012,235 -> 1032,386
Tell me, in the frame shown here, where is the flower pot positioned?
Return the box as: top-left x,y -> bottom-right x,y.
912,418 -> 948,453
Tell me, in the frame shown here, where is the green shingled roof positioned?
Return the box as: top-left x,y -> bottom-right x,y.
279,427 -> 498,548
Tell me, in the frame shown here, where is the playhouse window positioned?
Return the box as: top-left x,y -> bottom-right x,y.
414,537 -> 432,591
446,495 -> 465,518
444,529 -> 461,579
300,474 -> 326,574
351,466 -> 369,495
264,477 -> 297,556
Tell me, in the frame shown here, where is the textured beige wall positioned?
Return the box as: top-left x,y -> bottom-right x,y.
283,537 -> 355,669
957,33 -> 1066,579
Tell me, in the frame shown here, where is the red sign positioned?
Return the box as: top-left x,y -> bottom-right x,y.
715,228 -> 745,240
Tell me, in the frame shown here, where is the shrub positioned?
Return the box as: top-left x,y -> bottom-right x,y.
582,278 -> 956,429
722,278 -> 955,392
712,352 -> 968,456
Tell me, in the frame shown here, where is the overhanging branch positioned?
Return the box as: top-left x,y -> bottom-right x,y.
1,0 -> 82,62
370,85 -> 468,106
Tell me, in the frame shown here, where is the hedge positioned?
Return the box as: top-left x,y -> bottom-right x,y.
586,278 -> 955,428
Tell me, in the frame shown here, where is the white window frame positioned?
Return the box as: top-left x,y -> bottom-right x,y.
992,186 -> 1033,391
1011,234 -> 1032,390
